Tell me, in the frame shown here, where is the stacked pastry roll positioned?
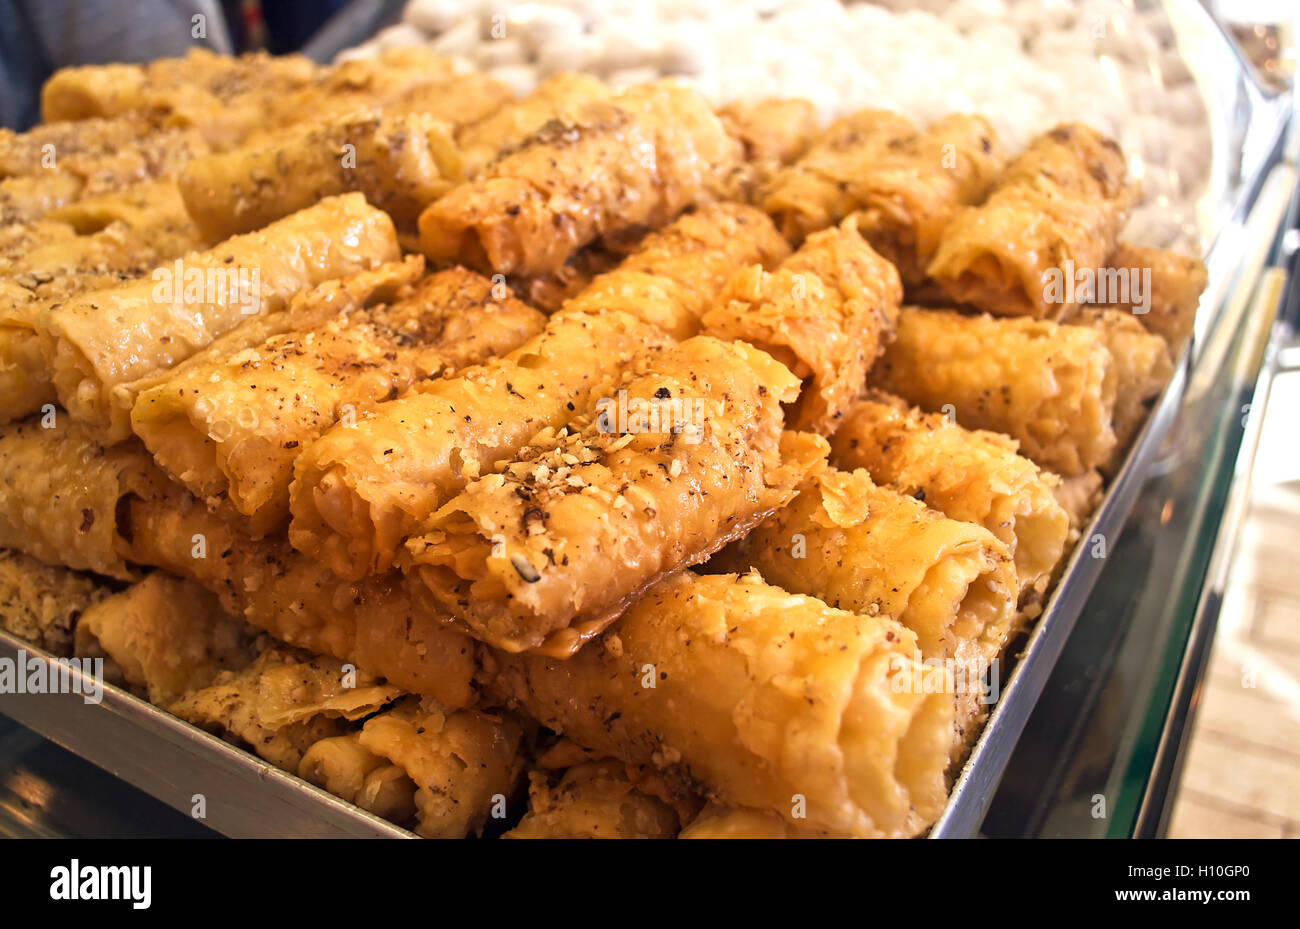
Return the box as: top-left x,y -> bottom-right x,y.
701,219 -> 902,434
714,468 -> 1017,760
288,203 -> 788,579
179,112 -> 461,241
418,80 -> 744,276
404,336 -> 828,655
69,571 -> 523,838
1095,242 -> 1208,352
926,124 -> 1137,318
45,193 -> 401,440
117,477 -> 477,707
483,571 -> 953,838
128,261 -> 545,535
872,306 -> 1119,477
830,392 -> 1069,602
762,110 -> 1006,284
503,741 -> 688,839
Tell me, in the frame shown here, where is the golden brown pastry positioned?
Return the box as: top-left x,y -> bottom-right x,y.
355,697 -> 524,838
871,307 -> 1117,476
0,417 -> 167,578
701,219 -> 901,433
120,480 -> 477,707
405,337 -> 828,655
74,573 -> 256,704
927,123 -> 1136,318
289,307 -> 671,580
679,802 -> 835,839
830,392 -> 1069,599
714,468 -> 1017,759
505,759 -> 682,839
762,110 -> 1005,282
558,201 -> 791,339
297,732 -> 419,825
179,111 -> 460,241
168,646 -> 402,771
483,571 -> 954,838
418,80 -> 743,277
0,548 -> 107,656
455,72 -> 611,178
130,264 -> 544,536
1098,242 -> 1207,352
44,193 -> 401,441
288,199 -> 786,580
718,97 -> 821,193
1067,307 -> 1174,467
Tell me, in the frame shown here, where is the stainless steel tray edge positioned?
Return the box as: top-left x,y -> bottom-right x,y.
0,631 -> 415,838
930,159 -> 1299,838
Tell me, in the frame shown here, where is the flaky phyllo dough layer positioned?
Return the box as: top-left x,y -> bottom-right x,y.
405,336 -> 828,655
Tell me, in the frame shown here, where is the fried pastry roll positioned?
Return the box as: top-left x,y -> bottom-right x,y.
718,98 -> 820,193
456,72 -> 611,178
356,697 -> 525,838
927,124 -> 1136,318
44,178 -> 202,260
168,646 -> 402,772
0,418 -> 166,578
120,483 -> 476,707
0,197 -> 200,427
124,255 -> 424,383
418,80 -> 743,277
1068,308 -> 1174,465
260,48 -> 507,140
405,337 -> 827,655
0,172 -> 85,225
179,111 -> 461,242
0,115 -> 156,176
0,322 -> 59,426
505,759 -> 682,839
830,393 -> 1069,598
289,308 -> 672,579
0,549 -> 107,656
715,469 -> 1016,756
0,124 -> 207,224
74,573 -> 257,704
41,49 -> 322,148
298,733 -> 418,825
1099,242 -> 1208,352
558,202 -> 790,339
45,193 -> 400,440
762,111 -> 1005,276
872,307 -> 1117,476
701,220 -> 901,433
483,571 -> 954,838
130,266 -> 544,536
1054,470 -> 1103,533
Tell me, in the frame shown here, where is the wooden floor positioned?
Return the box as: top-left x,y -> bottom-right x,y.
1167,370 -> 1300,838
